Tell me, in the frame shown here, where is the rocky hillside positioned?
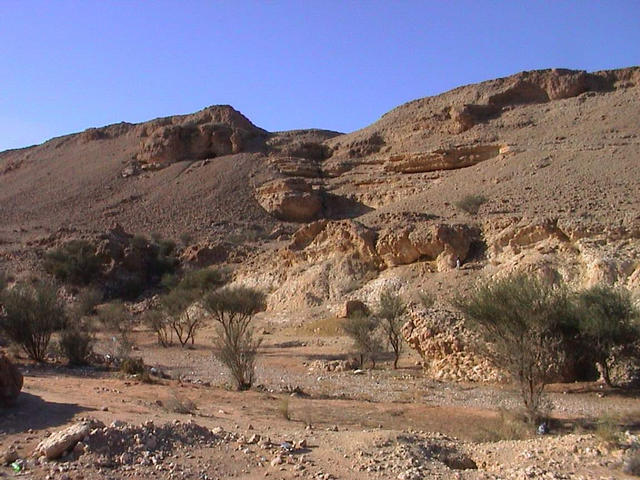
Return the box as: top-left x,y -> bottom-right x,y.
1,67 -> 639,314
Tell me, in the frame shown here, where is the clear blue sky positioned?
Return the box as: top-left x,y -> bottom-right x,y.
1,1 -> 639,151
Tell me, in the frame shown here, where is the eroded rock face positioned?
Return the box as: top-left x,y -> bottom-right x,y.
402,306 -> 505,383
385,145 -> 502,173
180,243 -> 229,268
136,105 -> 263,166
0,353 -> 23,406
255,178 -> 323,223
376,223 -> 480,270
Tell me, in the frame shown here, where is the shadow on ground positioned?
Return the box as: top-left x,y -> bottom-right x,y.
0,392 -> 91,433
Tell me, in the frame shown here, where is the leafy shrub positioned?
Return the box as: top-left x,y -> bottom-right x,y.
44,240 -> 102,285
341,313 -> 383,369
573,285 -> 639,386
454,274 -> 573,422
455,194 -> 487,215
377,289 -> 407,369
74,287 -> 103,317
204,287 -> 266,390
120,356 -> 146,375
58,326 -> 93,366
159,288 -> 203,347
0,282 -> 66,362
143,309 -> 172,347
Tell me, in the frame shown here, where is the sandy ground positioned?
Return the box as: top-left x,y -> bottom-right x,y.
2,317 -> 639,480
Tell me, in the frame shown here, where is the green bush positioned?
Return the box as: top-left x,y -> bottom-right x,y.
573,285 -> 639,386
455,194 -> 487,215
74,287 -> 103,317
377,289 -> 407,369
58,326 -> 93,366
453,274 -> 573,422
204,287 -> 266,390
44,240 -> 102,285
0,282 -> 66,362
341,313 -> 383,369
120,356 -> 146,375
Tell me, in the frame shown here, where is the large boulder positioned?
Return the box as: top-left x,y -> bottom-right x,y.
33,422 -> 92,460
255,177 -> 323,223
0,353 -> 23,406
376,223 -> 479,270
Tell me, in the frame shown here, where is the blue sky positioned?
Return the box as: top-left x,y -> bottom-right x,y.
1,1 -> 639,151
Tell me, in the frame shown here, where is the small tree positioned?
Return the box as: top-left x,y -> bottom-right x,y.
159,288 -> 203,347
143,309 -> 173,347
0,282 -> 66,362
574,285 -> 639,386
377,289 -> 407,369
453,274 -> 573,422
342,313 -> 383,369
203,287 -> 266,390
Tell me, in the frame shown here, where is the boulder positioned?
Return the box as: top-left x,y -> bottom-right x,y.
339,300 -> 369,319
180,243 -> 229,267
0,353 -> 23,406
33,421 -> 92,460
376,223 -> 479,270
255,178 -> 323,223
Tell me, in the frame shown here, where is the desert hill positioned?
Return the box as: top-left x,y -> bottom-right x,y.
1,67 -> 639,313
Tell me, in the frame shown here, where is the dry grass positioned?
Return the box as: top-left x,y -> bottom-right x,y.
471,409 -> 533,442
164,390 -> 197,414
291,317 -> 347,337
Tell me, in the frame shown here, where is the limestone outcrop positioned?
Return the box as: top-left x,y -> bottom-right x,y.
402,306 -> 505,383
136,105 -> 264,166
376,223 -> 480,270
255,178 -> 323,223
385,145 -> 502,174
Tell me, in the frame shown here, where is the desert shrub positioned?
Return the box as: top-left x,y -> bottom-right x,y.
377,289 -> 407,369
98,301 -> 135,360
159,288 -> 204,347
453,274 -> 573,422
155,268 -> 228,347
204,286 -> 266,390
58,325 -> 94,366
164,390 -> 197,414
415,290 -> 435,310
341,313 -> 383,369
472,408 -> 532,442
179,232 -> 193,246
143,309 -> 172,347
0,270 -> 7,293
594,415 -> 623,448
120,356 -> 146,375
455,194 -> 487,215
177,268 -> 229,293
0,282 -> 66,362
573,285 -> 639,386
44,240 -> 102,285
74,287 -> 103,317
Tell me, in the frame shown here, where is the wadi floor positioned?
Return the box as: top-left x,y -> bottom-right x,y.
2,315 -> 640,480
